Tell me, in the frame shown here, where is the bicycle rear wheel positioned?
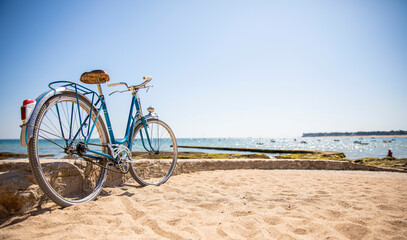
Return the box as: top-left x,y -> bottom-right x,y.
28,92 -> 109,207
129,118 -> 177,186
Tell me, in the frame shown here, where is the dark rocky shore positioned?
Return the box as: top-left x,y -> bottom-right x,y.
0,152 -> 54,160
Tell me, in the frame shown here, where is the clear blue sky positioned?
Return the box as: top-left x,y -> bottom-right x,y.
1,0 -> 406,139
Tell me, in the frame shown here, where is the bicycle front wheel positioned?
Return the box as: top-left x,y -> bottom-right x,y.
28,92 -> 109,207
129,118 -> 177,186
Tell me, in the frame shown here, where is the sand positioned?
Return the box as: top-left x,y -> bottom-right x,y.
1,169 -> 407,240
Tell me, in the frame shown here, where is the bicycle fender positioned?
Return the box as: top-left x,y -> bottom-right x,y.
20,87 -> 67,147
133,113 -> 159,126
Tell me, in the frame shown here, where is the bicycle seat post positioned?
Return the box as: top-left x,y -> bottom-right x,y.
97,84 -> 103,97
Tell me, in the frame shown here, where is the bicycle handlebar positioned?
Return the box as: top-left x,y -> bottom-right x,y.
135,76 -> 152,88
108,82 -> 127,88
108,76 -> 152,90
108,76 -> 152,96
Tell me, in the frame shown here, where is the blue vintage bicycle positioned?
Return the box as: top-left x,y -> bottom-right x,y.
20,70 -> 178,207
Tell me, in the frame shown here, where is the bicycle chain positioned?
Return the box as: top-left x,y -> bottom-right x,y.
82,157 -> 127,174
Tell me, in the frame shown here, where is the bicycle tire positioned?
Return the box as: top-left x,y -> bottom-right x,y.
28,92 -> 109,207
129,118 -> 177,186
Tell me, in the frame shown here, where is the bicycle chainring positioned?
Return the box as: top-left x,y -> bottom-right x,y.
110,145 -> 132,174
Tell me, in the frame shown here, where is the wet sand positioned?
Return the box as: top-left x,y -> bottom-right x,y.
1,169 -> 407,239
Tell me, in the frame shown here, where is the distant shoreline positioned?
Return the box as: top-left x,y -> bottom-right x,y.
305,135 -> 407,138
302,131 -> 407,138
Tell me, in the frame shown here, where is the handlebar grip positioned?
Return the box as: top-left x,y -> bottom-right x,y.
143,76 -> 152,81
108,82 -> 125,88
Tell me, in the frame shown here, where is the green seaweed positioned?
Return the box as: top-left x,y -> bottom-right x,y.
347,158 -> 407,170
275,153 -> 345,160
131,151 -> 270,159
276,152 -> 407,171
177,153 -> 270,159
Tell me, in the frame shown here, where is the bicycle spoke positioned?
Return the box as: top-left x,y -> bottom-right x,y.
38,135 -> 65,149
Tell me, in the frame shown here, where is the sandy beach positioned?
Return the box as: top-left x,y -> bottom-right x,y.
1,169 -> 406,239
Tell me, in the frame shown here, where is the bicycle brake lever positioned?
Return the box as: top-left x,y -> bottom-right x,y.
146,85 -> 154,93
109,89 -> 130,96
109,90 -> 120,96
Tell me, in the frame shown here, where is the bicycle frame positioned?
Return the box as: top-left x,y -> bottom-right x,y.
46,81 -> 158,162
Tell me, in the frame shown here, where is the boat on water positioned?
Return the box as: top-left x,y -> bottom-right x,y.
334,139 -> 339,142
300,141 -> 307,144
270,139 -> 276,143
354,140 -> 368,145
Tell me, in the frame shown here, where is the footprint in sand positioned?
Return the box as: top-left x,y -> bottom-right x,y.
232,210 -> 253,217
377,204 -> 398,211
263,216 -> 282,225
197,202 -> 220,211
181,197 -> 200,204
217,227 -> 228,238
121,197 -> 145,221
387,220 -> 407,228
166,218 -> 181,226
293,228 -> 307,235
282,204 -> 296,211
335,223 -> 370,239
142,218 -> 185,240
337,200 -> 351,209
325,209 -> 343,219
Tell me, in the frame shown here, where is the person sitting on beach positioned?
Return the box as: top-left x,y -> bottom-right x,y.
387,150 -> 393,158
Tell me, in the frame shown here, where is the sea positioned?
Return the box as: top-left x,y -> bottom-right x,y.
1,137 -> 406,159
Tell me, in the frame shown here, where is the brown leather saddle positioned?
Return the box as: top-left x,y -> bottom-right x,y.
80,70 -> 110,84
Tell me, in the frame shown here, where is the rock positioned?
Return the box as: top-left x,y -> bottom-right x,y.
0,162 -> 41,217
0,152 -> 54,160
0,152 -> 28,160
0,160 -> 128,218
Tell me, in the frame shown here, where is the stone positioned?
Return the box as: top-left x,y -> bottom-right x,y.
0,160 -> 127,218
